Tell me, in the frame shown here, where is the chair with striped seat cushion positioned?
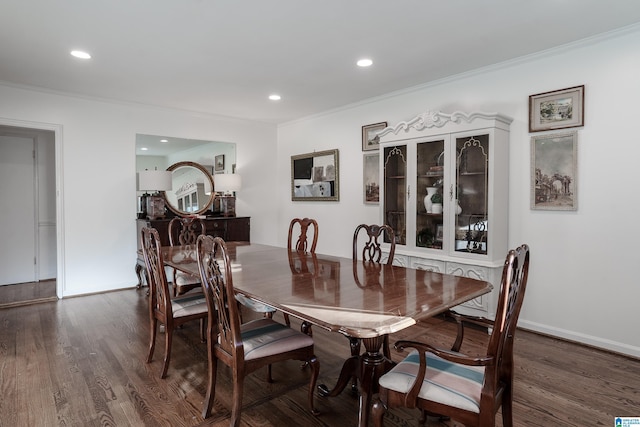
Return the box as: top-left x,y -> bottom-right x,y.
196,234 -> 320,425
372,244 -> 530,427
140,226 -> 208,379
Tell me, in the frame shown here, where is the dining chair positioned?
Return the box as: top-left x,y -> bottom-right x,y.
371,244 -> 530,427
140,226 -> 208,379
168,217 -> 205,296
236,217 -> 319,328
196,234 -> 320,424
348,223 -> 396,392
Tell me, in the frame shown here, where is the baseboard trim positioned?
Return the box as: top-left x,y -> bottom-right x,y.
518,319 -> 640,359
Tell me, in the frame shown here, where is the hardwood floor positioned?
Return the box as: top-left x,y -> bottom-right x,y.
0,279 -> 57,308
0,287 -> 638,426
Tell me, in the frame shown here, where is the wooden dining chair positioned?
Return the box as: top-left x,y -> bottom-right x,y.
168,217 -> 205,296
196,235 -> 320,424
346,223 -> 397,392
140,226 -> 208,379
236,217 -> 319,327
371,244 -> 530,427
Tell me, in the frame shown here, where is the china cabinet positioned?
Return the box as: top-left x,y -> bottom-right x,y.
378,111 -> 512,317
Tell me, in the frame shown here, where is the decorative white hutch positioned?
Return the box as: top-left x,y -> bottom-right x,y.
378,110 -> 513,318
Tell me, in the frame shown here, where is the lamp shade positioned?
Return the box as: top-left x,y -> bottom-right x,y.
138,170 -> 172,192
214,174 -> 242,192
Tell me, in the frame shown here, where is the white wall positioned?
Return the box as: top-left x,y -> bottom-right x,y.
277,26 -> 640,357
0,85 -> 279,297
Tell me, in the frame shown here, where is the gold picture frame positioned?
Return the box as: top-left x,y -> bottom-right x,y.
291,149 -> 339,201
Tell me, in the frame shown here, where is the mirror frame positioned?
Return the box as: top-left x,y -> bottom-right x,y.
161,161 -> 215,216
291,149 -> 340,201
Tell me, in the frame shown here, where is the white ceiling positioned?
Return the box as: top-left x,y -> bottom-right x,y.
2,0 -> 640,124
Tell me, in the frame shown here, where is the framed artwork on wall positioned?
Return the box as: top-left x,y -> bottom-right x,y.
529,85 -> 584,132
362,122 -> 387,151
363,152 -> 379,204
215,154 -> 225,172
530,131 -> 578,211
291,149 -> 339,201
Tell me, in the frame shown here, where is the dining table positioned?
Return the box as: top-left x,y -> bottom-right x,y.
162,241 -> 493,427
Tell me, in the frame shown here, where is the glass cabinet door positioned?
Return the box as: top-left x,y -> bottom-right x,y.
383,145 -> 407,245
416,139 -> 445,250
455,134 -> 489,254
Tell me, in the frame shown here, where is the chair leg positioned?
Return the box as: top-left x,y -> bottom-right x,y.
267,364 -> 273,383
371,398 -> 386,427
147,317 -> 157,363
202,355 -> 217,419
502,387 -> 514,427
160,327 -> 173,379
230,372 -> 245,427
199,318 -> 206,343
307,355 -> 321,416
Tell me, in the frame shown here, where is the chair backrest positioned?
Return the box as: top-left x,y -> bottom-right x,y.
196,235 -> 244,360
486,244 -> 530,391
169,217 -> 206,246
140,227 -> 172,320
287,218 -> 319,253
352,224 -> 396,264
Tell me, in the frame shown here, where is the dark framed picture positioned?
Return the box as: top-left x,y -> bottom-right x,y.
435,224 -> 444,242
529,85 -> 584,132
531,131 -> 578,211
362,122 -> 387,151
363,152 -> 379,204
215,154 -> 225,172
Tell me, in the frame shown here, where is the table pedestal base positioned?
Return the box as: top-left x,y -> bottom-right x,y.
318,335 -> 394,427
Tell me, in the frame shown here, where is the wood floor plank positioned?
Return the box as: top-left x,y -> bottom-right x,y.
0,287 -> 639,427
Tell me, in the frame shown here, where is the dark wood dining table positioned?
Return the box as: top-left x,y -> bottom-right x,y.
162,241 -> 493,427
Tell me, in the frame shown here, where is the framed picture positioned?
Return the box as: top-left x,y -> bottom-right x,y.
363,152 -> 380,204
529,85 -> 584,132
291,149 -> 339,201
214,154 -> 225,172
531,131 -> 578,211
362,122 -> 387,151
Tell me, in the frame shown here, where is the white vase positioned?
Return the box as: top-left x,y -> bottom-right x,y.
455,199 -> 462,215
424,187 -> 437,213
432,203 -> 443,214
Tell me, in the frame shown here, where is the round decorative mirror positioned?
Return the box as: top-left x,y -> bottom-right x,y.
162,161 -> 215,216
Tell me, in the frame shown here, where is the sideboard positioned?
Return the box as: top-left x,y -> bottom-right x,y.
135,216 -> 250,287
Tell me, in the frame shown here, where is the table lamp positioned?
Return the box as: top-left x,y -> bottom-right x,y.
214,173 -> 242,217
138,169 -> 173,220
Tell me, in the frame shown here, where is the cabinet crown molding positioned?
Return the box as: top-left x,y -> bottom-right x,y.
378,110 -> 513,139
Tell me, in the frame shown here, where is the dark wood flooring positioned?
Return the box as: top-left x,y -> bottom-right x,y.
0,279 -> 57,308
0,287 -> 638,426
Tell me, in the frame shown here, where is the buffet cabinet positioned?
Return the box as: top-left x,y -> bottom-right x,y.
136,216 -> 250,249
378,111 -> 512,318
135,216 -> 250,287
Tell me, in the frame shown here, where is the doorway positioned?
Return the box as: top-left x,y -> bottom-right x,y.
0,120 -> 61,303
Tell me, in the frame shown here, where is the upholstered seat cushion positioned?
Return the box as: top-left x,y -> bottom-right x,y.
378,350 -> 485,413
171,293 -> 207,317
175,271 -> 200,286
240,318 -> 313,360
235,293 -> 277,314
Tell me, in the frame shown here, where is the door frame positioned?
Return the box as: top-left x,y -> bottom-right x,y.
0,117 -> 64,298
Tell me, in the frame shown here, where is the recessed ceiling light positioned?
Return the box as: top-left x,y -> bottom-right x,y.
140,147 -> 148,151
357,58 -> 373,67
70,50 -> 91,59
269,94 -> 281,101
160,139 -> 168,143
